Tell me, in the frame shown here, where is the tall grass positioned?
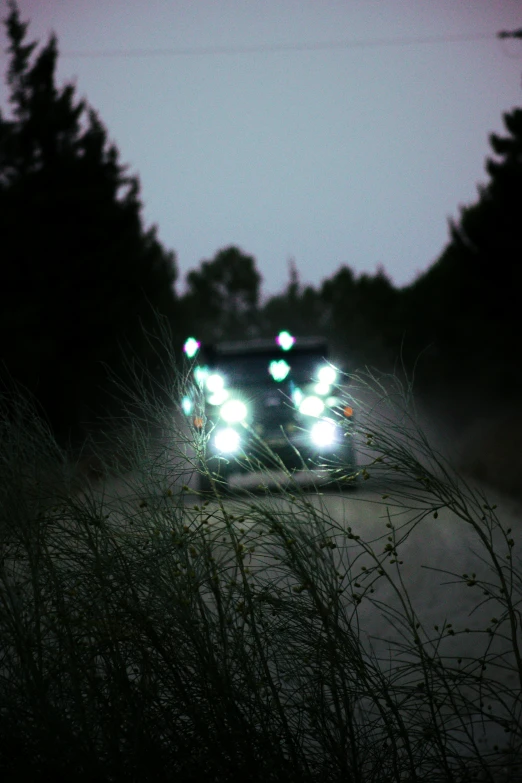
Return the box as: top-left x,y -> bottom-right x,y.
0,358 -> 520,781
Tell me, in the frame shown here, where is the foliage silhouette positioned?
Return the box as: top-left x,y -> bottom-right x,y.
182,245 -> 261,341
0,1 -> 179,446
399,107 -> 522,410
0,359 -> 520,781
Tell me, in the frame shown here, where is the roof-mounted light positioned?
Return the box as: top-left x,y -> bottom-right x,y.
276,331 -> 295,351
183,337 -> 200,358
269,359 -> 290,382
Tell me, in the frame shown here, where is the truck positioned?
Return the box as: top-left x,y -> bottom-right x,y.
181,332 -> 357,491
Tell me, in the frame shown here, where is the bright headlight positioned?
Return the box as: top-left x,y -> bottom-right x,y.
206,373 -> 225,392
298,395 -> 325,417
220,399 -> 248,423
318,366 -> 337,385
208,389 -> 229,406
314,382 -> 331,396
310,420 -> 338,447
214,428 -> 241,454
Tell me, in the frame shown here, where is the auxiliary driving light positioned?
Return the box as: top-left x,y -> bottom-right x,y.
298,395 -> 325,417
220,399 -> 248,423
318,365 -> 337,385
208,389 -> 229,406
206,373 -> 225,392
310,420 -> 338,448
214,428 -> 241,454
314,382 -> 331,395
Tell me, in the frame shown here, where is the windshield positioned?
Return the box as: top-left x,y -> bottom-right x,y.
211,347 -> 328,387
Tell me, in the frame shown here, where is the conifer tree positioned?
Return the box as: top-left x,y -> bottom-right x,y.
0,2 -> 179,442
402,106 -> 522,402
182,246 -> 261,341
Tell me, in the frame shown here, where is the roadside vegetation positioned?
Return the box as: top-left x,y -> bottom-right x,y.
0,361 -> 520,782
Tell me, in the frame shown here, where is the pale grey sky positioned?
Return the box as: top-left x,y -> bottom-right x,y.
1,1 -> 521,298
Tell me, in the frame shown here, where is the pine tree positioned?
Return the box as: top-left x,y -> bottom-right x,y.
182,245 -> 261,341
0,2 -> 179,443
401,106 -> 522,403
260,261 -> 325,340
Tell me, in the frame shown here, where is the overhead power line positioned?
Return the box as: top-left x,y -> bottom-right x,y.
61,32 -> 499,59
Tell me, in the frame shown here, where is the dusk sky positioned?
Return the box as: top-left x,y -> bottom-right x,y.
1,1 -> 521,298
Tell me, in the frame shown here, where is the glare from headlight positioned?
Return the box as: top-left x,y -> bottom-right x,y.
318,365 -> 337,385
220,399 -> 248,423
310,420 -> 338,447
292,387 -> 304,407
299,395 -> 325,417
214,428 -> 241,453
194,366 -> 209,386
206,373 -> 225,392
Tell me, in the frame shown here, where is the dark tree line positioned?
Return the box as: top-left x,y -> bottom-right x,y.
0,3 -> 179,445
1,1 -> 520,448
400,107 -> 522,411
181,246 -> 261,342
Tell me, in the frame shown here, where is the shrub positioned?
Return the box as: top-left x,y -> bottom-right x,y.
0,362 -> 520,781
